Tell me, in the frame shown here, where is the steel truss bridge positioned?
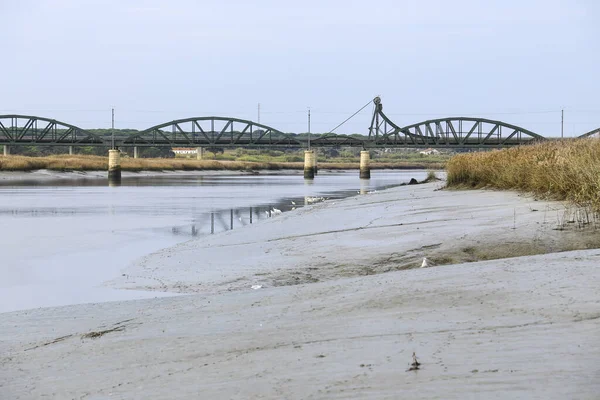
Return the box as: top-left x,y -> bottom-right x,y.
0,99 -> 596,150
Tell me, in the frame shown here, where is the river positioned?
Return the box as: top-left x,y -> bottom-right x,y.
0,170 -> 427,313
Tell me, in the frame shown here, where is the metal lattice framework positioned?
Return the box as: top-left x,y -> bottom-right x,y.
579,127 -> 600,138
1,101 -> 570,150
120,117 -> 303,147
0,115 -> 103,145
368,97 -> 546,148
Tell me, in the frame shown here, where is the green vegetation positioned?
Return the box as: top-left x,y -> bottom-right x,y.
198,148 -> 450,168
446,138 -> 600,211
1,132 -> 452,171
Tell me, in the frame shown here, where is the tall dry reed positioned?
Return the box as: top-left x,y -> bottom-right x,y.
446,139 -> 600,210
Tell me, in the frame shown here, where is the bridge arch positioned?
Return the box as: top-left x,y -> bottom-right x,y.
0,115 -> 103,145
578,127 -> 600,138
122,116 -> 302,147
368,99 -> 546,147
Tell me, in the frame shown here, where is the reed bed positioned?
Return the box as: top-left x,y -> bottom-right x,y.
446,139 -> 600,210
0,154 -> 444,172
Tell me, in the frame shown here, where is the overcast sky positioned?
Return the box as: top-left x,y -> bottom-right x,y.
1,0 -> 598,136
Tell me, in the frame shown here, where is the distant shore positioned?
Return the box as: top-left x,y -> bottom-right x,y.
0,154 -> 445,172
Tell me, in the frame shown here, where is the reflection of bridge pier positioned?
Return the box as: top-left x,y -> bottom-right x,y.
206,207 -> 259,235
359,178 -> 369,195
171,206 -> 280,238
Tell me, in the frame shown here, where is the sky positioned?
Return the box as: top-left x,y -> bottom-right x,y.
1,0 -> 598,137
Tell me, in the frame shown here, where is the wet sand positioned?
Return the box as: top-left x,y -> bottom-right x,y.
2,182 -> 599,399
108,182 -> 600,295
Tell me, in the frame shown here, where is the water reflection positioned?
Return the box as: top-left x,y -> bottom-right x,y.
169,195 -> 324,238
108,177 -> 121,187
167,176 -> 413,237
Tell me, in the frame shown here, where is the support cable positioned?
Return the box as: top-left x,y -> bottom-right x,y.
325,99 -> 374,135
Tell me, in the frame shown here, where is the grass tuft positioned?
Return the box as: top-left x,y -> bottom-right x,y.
423,170 -> 440,183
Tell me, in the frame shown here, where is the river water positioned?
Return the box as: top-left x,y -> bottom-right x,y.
0,170 -> 427,313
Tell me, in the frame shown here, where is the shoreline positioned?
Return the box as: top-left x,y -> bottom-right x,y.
0,168 -> 297,182
107,182 -> 600,296
2,182 -> 599,398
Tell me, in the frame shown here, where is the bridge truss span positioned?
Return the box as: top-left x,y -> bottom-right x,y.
0,115 -> 103,146
368,98 -> 545,148
578,127 -> 600,138
121,117 -> 303,147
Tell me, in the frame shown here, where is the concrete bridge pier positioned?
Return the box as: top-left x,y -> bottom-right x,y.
360,150 -> 370,179
196,147 -> 204,160
68,146 -> 73,155
3,145 -> 9,156
304,150 -> 315,179
133,146 -> 139,159
108,149 -> 122,183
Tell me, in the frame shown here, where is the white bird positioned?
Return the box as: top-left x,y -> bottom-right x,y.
271,207 -> 282,215
421,257 -> 435,268
291,200 -> 296,205
306,196 -> 325,204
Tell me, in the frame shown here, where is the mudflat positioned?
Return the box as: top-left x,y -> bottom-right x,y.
2,182 -> 599,399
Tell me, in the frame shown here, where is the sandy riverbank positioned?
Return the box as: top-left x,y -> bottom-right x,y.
1,183 -> 599,399
107,182 -> 600,295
